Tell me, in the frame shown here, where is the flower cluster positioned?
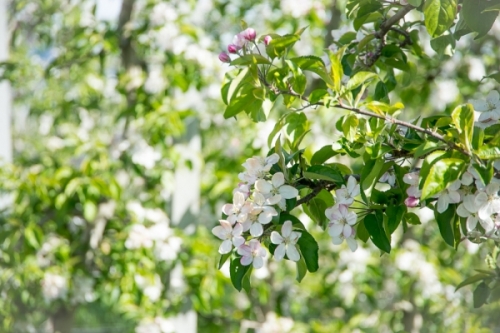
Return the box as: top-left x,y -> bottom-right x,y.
470,90 -> 500,129
324,176 -> 360,252
218,27 -> 272,64
212,154 -> 301,268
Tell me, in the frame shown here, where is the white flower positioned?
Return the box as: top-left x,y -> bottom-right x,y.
459,194 -> 495,232
331,229 -> 358,252
222,192 -> 252,224
470,91 -> 500,127
326,204 -> 357,238
379,169 -> 396,186
403,172 -> 421,198
154,236 -> 182,261
335,176 -> 360,206
270,220 -> 301,262
475,183 -> 500,221
41,273 -> 68,302
238,153 -> 279,184
247,192 -> 278,237
237,239 -> 267,269
460,170 -> 474,186
255,172 -> 298,205
212,220 -> 245,254
125,224 -> 154,249
436,180 -> 462,213
135,274 -> 163,302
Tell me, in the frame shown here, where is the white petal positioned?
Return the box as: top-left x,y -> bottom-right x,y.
471,99 -> 488,111
270,231 -> 284,244
266,153 -> 279,165
331,236 -> 343,245
448,190 -> 461,204
274,243 -> 286,261
255,179 -> 272,194
487,90 -> 499,104
212,226 -> 228,240
437,196 -> 449,213
328,223 -> 343,237
463,195 -> 478,213
486,183 -> 500,196
461,172 -> 473,186
266,194 -> 281,205
234,192 -> 245,206
233,236 -> 245,248
347,176 -> 357,193
222,204 -> 233,216
250,223 -> 263,237
466,216 -> 478,231
232,223 -> 243,236
346,211 -> 357,225
346,237 -> 358,252
237,244 -> 251,256
281,220 -> 293,238
272,172 -> 285,188
253,256 -> 264,269
478,205 -> 491,220
286,244 -> 300,262
343,224 -> 353,238
289,231 -> 301,243
479,217 -> 494,232
240,255 -> 253,266
279,185 -> 298,199
456,204 -> 470,218
258,208 -> 276,224
219,240 -> 232,254
253,192 -> 266,206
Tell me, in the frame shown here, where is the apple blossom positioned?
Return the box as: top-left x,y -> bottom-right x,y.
403,171 -> 421,198
227,44 -> 240,54
405,196 -> 419,208
255,172 -> 298,205
218,51 -> 230,63
332,229 -> 358,252
241,28 -> 256,41
326,204 -> 357,238
41,273 -> 68,302
212,220 -> 245,254
239,153 -> 280,185
125,224 -> 154,249
222,191 -> 252,224
270,220 -> 301,262
335,176 -> 360,206
470,90 -> 500,128
264,35 -> 272,46
474,183 -> 500,221
247,192 -> 278,237
238,239 -> 267,269
379,169 -> 396,186
436,180 -> 461,213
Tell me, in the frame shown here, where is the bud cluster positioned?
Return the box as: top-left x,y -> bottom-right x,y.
218,27 -> 272,64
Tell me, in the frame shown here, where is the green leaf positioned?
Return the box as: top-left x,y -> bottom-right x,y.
434,204 -> 456,247
224,91 -> 264,119
486,72 -> 500,83
218,252 -> 231,269
230,258 -> 251,292
83,201 -> 97,222
230,54 -> 271,66
346,71 -> 378,91
328,46 -> 347,93
463,0 -> 500,39
296,255 -> 308,282
303,165 -> 344,183
408,0 -> 422,6
472,162 -> 494,185
430,34 -> 456,56
474,282 -> 491,308
405,212 -> 421,225
424,0 -> 457,37
413,141 -> 444,159
483,4 -> 500,11
418,150 -> 449,188
475,145 -> 500,160
24,226 -> 40,249
360,157 -> 385,199
386,205 -> 406,234
364,214 -> 391,253
290,56 -> 335,87
342,114 -> 359,142
297,228 -> 319,272
266,34 -> 300,58
451,103 -> 474,153
456,273 -> 492,291
311,145 -> 337,164
421,158 -> 466,200
304,190 -> 334,229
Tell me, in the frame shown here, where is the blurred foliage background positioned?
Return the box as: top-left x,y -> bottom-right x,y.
0,0 -> 499,332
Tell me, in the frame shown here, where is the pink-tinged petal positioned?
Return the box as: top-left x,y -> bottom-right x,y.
466,216 -> 478,231
343,224 -> 353,238
266,153 -> 279,165
325,206 -> 336,219
346,211 -> 357,225
250,223 -> 264,237
236,212 -> 248,223
227,215 -> 237,224
437,196 -> 448,214
272,172 -> 285,188
253,256 -> 264,269
240,255 -> 253,266
281,220 -> 293,238
338,204 -> 348,216
241,219 -> 252,232
234,192 -> 245,206
274,243 -> 286,261
256,246 -> 266,257
286,244 -> 300,262
237,244 -> 251,256
346,237 -> 358,252
232,223 -> 243,235
331,236 -> 343,245
407,186 -> 421,198
479,217 -> 494,232
219,240 -> 232,254
255,179 -> 273,194
222,204 -> 233,215
270,231 -> 284,244
328,223 -> 343,237
405,196 -> 419,208
233,236 -> 245,248
212,226 -> 227,240
249,239 -> 260,250
279,185 -> 298,199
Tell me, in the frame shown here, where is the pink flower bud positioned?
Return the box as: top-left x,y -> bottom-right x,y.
227,44 -> 240,54
218,52 -> 230,63
242,28 -> 256,41
404,196 -> 419,208
264,35 -> 272,46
